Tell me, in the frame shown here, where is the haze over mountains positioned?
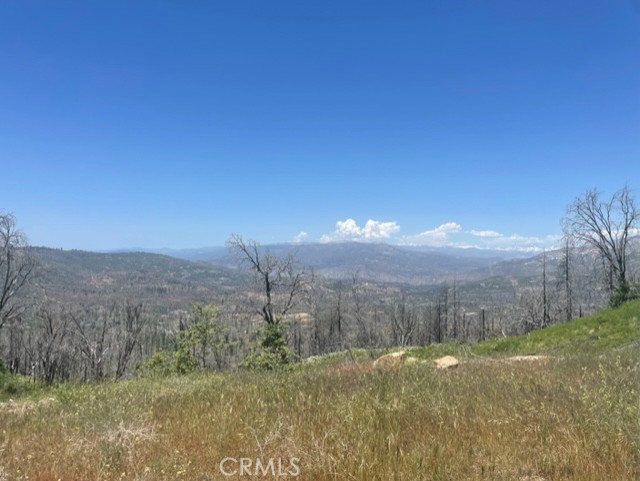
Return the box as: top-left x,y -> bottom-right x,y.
26,238 -> 639,312
116,242 -> 533,285
24,242 -> 534,307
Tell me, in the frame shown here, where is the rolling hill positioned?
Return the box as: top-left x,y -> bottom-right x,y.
26,247 -> 243,309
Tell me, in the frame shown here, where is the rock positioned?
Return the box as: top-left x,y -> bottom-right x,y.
433,355 -> 459,369
373,351 -> 407,369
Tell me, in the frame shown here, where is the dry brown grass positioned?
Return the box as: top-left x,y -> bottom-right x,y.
0,397 -> 59,416
0,348 -> 638,481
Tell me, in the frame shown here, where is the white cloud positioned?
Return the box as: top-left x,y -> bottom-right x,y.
433,222 -> 462,234
468,231 -> 563,252
401,222 -> 560,252
318,218 -> 562,252
320,218 -> 400,243
292,231 -> 308,243
403,222 -> 462,246
479,233 -> 555,252
469,229 -> 502,238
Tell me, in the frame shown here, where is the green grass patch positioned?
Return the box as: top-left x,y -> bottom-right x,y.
400,300 -> 639,362
472,299 -> 640,356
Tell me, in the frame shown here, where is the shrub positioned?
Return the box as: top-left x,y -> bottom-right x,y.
135,351 -> 173,377
0,370 -> 35,399
610,281 -> 640,308
242,323 -> 298,370
1,376 -> 20,395
172,346 -> 198,374
135,348 -> 197,377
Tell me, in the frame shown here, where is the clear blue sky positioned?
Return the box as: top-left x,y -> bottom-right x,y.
1,1 -> 639,251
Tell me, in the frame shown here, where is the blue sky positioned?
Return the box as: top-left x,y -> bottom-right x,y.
1,1 -> 639,251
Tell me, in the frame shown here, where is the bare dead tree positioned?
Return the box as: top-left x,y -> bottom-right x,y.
6,321 -> 25,373
391,295 -> 417,347
563,186 -> 639,304
0,213 -> 35,330
542,250 -> 551,327
559,238 -> 574,321
304,269 -> 320,354
304,269 -> 331,355
329,281 -> 344,350
433,288 -> 448,343
34,305 -> 70,384
227,234 -> 305,325
72,306 -> 111,380
115,301 -> 147,379
520,289 -> 540,333
350,271 -> 371,347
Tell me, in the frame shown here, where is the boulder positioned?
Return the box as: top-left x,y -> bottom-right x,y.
373,351 -> 407,369
433,355 -> 459,369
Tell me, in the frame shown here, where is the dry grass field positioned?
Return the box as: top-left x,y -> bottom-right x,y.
1,302 -> 638,481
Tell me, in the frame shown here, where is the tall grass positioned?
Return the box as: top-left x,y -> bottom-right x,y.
1,345 -> 638,481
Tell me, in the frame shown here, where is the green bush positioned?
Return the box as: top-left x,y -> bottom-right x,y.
135,349 -> 197,377
1,376 -> 21,395
135,303 -> 220,377
0,371 -> 35,399
610,281 -> 640,308
135,351 -> 173,377
242,323 -> 298,370
172,347 -> 198,374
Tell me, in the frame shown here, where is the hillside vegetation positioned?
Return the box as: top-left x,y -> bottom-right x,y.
28,247 -> 241,303
472,298 -> 640,355
403,298 -> 640,360
1,301 -> 638,481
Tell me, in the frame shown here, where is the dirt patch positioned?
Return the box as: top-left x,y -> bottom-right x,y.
504,355 -> 552,362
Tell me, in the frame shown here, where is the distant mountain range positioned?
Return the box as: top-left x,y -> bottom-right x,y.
115,242 -> 533,285
25,239 -> 638,313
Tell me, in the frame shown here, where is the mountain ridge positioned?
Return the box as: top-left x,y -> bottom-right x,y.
110,242 -> 535,285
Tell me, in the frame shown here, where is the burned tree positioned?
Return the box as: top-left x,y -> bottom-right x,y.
563,186 -> 639,306
227,235 -> 305,368
391,295 -> 417,347
29,305 -> 71,384
71,306 -> 111,380
114,301 -> 148,379
227,234 -> 305,325
0,213 -> 35,331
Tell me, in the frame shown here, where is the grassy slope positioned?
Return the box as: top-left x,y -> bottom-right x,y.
402,299 -> 640,360
472,298 -> 640,355
1,301 -> 639,481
